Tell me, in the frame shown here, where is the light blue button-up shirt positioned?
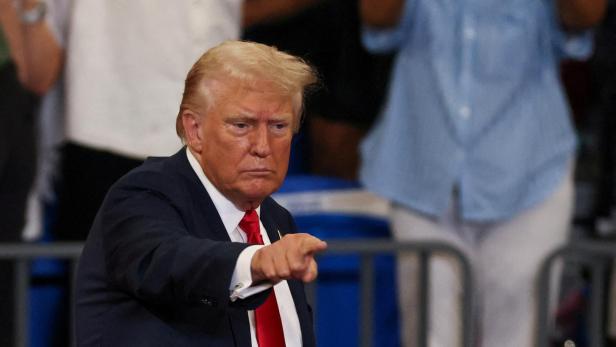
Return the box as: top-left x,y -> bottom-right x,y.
359,0 -> 593,221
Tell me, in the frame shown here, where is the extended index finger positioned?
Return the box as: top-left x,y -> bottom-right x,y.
298,235 -> 328,255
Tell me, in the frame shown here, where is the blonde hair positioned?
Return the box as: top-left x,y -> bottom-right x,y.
176,40 -> 318,142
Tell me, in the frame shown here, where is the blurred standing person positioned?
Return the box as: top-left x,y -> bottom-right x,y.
53,0 -> 242,241
0,0 -> 63,240
21,0 -> 70,241
0,0 -> 65,344
244,0 -> 394,180
359,0 -> 606,346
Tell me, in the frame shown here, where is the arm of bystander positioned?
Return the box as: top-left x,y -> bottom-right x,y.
557,0 -> 607,30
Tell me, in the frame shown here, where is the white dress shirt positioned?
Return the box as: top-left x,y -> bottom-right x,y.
186,149 -> 302,347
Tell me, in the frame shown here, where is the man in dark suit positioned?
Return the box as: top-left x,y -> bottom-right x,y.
75,40 -> 327,347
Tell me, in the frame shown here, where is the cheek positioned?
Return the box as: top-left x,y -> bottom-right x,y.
273,143 -> 292,180
211,132 -> 250,157
203,137 -> 249,179
273,139 -> 292,162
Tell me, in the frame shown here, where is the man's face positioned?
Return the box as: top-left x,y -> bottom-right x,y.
198,82 -> 295,209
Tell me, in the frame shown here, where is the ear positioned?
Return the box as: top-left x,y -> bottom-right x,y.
182,110 -> 204,152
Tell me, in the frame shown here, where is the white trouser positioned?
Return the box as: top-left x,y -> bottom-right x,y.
392,168 -> 574,347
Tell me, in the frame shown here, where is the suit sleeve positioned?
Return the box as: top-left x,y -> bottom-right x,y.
99,171 -> 268,312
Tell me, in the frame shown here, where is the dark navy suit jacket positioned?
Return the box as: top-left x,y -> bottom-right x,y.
75,148 -> 315,346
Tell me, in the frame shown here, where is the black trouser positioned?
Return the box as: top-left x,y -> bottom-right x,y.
0,62 -> 37,239
52,142 -> 142,241
0,62 -> 38,347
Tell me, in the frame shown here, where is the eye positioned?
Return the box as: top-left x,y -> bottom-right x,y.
271,122 -> 290,131
226,120 -> 251,135
234,122 -> 248,129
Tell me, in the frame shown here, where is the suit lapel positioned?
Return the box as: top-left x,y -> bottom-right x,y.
260,210 -> 283,243
171,148 -> 231,241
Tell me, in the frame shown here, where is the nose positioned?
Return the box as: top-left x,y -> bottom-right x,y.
250,125 -> 272,158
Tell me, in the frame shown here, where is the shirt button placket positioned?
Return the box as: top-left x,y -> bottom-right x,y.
459,105 -> 471,120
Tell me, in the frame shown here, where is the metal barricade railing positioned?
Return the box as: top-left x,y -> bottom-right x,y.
537,240 -> 616,347
0,240 -> 473,347
0,243 -> 83,347
314,240 -> 474,347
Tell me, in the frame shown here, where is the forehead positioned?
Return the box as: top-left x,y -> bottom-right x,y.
209,80 -> 298,117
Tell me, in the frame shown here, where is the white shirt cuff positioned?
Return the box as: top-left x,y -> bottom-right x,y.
229,244 -> 272,301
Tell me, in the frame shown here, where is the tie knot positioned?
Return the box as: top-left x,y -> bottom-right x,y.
239,210 -> 262,244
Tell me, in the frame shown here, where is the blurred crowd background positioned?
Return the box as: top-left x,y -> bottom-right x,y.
1,0 -> 616,346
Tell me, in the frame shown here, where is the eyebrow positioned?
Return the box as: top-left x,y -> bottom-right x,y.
226,112 -> 293,122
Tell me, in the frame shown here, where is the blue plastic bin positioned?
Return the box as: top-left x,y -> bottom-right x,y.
277,175 -> 400,347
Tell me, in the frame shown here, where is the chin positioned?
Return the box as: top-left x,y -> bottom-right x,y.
243,189 -> 274,201
240,182 -> 279,201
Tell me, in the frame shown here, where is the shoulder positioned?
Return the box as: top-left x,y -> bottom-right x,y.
108,149 -> 199,204
92,149 -> 214,238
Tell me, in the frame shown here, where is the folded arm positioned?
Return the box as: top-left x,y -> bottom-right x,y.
0,0 -> 63,94
359,0 -> 405,28
557,0 -> 607,30
242,0 -> 322,28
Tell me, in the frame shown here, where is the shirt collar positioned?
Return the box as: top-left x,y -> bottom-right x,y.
185,148 -> 260,235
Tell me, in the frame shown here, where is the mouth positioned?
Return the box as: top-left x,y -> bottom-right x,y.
242,169 -> 274,177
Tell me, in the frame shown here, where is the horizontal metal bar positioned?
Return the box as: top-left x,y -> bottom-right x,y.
0,240 -> 474,267
325,239 -> 468,255
0,240 -> 614,259
0,243 -> 83,259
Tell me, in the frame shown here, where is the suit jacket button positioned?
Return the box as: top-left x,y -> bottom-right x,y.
200,297 -> 217,307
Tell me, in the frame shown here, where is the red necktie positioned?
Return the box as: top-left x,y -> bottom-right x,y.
239,210 -> 286,347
